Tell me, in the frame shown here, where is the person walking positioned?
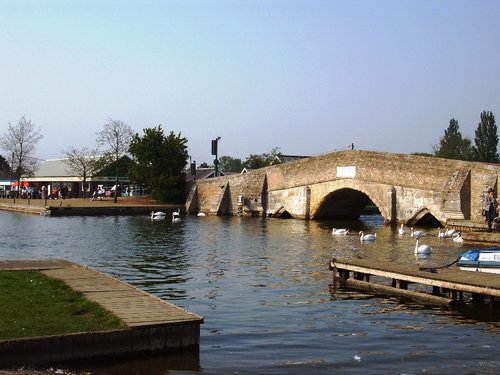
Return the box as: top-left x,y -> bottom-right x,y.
484,188 -> 496,232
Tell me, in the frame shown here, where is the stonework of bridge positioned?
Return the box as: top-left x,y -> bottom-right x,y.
185,150 -> 500,226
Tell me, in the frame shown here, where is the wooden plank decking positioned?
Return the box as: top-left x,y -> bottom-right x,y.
329,257 -> 500,305
0,259 -> 203,366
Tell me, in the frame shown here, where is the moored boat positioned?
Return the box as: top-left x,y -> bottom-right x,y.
457,247 -> 500,274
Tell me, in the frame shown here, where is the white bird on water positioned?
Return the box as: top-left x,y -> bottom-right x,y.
359,231 -> 376,242
150,211 -> 165,221
437,229 -> 446,239
410,228 -> 426,238
452,232 -> 464,244
445,228 -> 458,238
414,237 -> 432,254
197,212 -> 206,217
172,210 -> 182,223
398,224 -> 406,236
332,228 -> 349,235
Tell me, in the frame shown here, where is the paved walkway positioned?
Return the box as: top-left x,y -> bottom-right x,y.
0,260 -> 203,327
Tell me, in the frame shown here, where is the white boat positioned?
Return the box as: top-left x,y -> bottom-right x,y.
457,248 -> 500,274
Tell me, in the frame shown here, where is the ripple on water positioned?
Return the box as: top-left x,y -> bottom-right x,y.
0,213 -> 498,374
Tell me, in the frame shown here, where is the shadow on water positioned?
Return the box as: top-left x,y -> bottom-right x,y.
70,351 -> 200,375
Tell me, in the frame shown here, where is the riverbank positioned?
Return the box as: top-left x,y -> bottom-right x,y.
0,368 -> 89,374
0,196 -> 183,216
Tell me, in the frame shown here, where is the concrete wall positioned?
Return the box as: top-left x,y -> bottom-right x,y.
0,323 -> 201,367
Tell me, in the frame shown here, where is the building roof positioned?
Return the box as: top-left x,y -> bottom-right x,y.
34,159 -> 73,177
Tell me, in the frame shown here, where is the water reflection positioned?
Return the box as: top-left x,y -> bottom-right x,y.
0,212 -> 498,374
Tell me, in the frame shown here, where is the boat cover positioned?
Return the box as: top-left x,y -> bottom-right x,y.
460,247 -> 500,261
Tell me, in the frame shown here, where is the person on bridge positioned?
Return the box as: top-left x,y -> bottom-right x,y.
484,187 -> 496,232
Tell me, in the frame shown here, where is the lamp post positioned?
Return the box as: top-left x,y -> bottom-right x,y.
10,152 -> 14,201
211,136 -> 221,177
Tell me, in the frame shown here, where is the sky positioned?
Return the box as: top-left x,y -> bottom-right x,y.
1,0 -> 499,166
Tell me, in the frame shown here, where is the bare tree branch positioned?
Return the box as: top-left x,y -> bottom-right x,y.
96,118 -> 134,203
0,116 -> 43,196
61,146 -> 102,198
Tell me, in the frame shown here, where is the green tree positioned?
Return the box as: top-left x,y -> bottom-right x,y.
219,156 -> 243,172
267,147 -> 284,164
242,147 -> 283,169
128,125 -> 188,202
433,118 -> 473,160
243,154 -> 268,169
0,155 -> 10,172
473,111 -> 498,163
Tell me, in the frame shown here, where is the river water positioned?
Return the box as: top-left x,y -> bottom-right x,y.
1,212 -> 499,374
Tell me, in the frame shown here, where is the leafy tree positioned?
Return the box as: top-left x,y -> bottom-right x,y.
96,118 -> 134,203
61,146 -> 103,198
0,155 -> 10,172
128,125 -> 189,202
433,118 -> 473,160
473,111 -> 498,163
0,116 -> 43,196
243,147 -> 283,169
219,156 -> 243,172
243,154 -> 268,169
267,147 -> 284,164
97,155 -> 132,177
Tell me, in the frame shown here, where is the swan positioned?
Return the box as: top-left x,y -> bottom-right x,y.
445,228 -> 458,237
410,228 -> 425,238
415,237 -> 432,254
452,232 -> 464,244
172,208 -> 181,217
151,211 -> 166,217
172,210 -> 182,223
437,229 -> 446,239
197,212 -> 206,217
151,212 -> 165,220
332,228 -> 349,235
398,224 -> 406,236
359,231 -> 376,242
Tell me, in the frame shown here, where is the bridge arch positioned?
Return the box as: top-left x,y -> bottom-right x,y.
310,180 -> 391,221
405,207 -> 441,227
313,188 -> 378,220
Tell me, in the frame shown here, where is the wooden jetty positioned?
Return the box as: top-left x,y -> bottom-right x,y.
447,219 -> 500,244
0,259 -> 203,367
329,257 -> 500,305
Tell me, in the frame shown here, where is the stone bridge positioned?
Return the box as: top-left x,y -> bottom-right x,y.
186,150 -> 500,226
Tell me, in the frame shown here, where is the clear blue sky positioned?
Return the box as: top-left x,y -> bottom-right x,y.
1,0 -> 499,165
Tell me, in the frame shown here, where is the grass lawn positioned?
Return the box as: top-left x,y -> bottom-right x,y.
0,270 -> 126,340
